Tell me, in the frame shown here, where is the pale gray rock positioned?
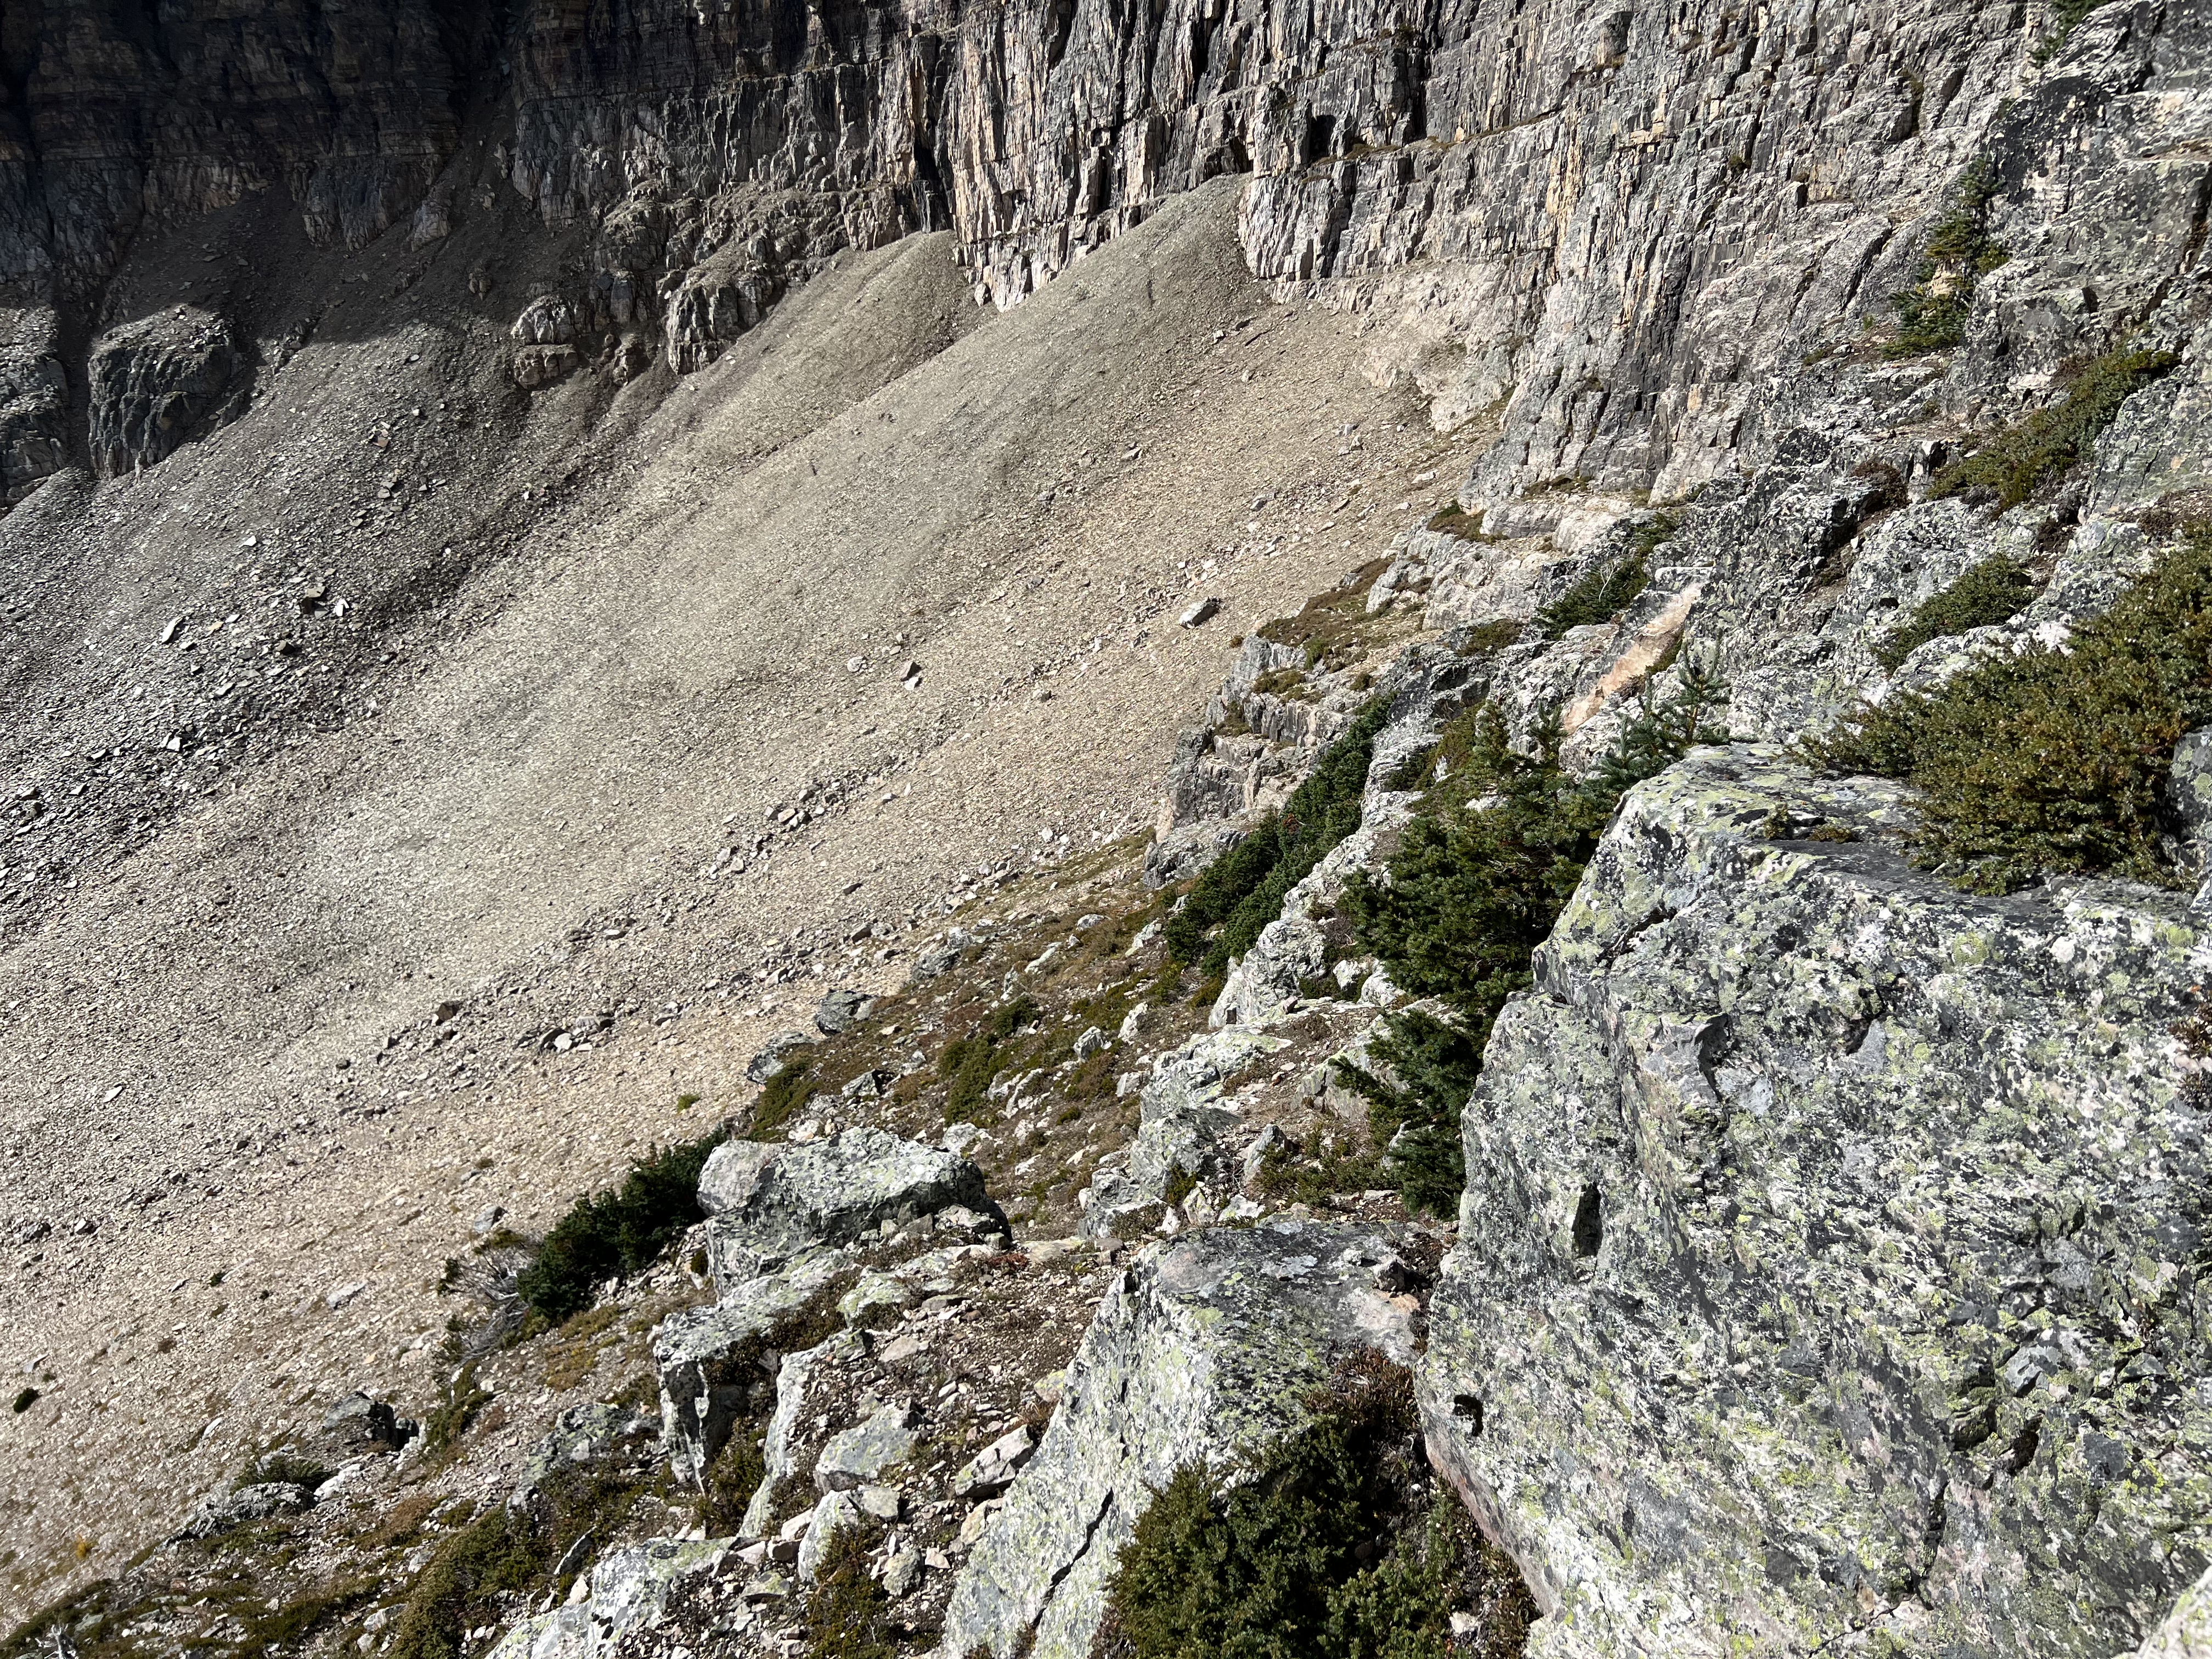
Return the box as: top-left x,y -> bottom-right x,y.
744,1029 -> 816,1085
740,1331 -> 859,1539
1079,1028 -> 1285,1239
653,1247 -> 847,1486
486,1535 -> 729,1659
939,1220 -> 1420,1659
697,1126 -> 1001,1284
170,1480 -> 314,1541
511,1402 -> 656,1502
1422,746 -> 2212,1659
814,1404 -> 918,1492
796,1489 -> 861,1583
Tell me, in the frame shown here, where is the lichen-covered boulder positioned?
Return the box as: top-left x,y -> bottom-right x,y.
653,1248 -> 847,1486
511,1401 -> 657,1503
1422,746 -> 2212,1658
170,1479 -> 314,1541
698,1126 -> 1001,1284
2126,1562 -> 2212,1658
486,1535 -> 729,1659
939,1219 -> 1421,1659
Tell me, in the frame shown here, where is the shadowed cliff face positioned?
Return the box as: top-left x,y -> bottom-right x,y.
1,0 -> 2198,518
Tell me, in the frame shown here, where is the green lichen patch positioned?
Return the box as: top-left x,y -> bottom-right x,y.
1806,521 -> 2212,891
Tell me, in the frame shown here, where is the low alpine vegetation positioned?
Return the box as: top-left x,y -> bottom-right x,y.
1165,699 -> 1391,979
1532,550 -> 1649,641
1934,343 -> 2179,509
514,1130 -> 726,1324
1807,520 -> 2212,892
1094,1351 -> 1532,1659
1874,555 -> 2039,671
1887,161 -> 2009,357
1345,658 -> 1728,1208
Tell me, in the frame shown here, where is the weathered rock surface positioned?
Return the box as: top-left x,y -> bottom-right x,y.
485,1535 -> 731,1659
1077,1028 -> 1285,1239
698,1126 -> 1001,1284
2128,1564 -> 2212,1659
939,1219 -> 1420,1658
1421,747 -> 2212,1658
653,1248 -> 848,1486
85,307 -> 242,478
169,1480 -> 315,1542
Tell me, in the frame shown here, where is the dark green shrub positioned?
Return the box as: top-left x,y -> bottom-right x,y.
1934,345 -> 2180,509
1888,162 -> 2009,357
237,1451 -> 331,1491
753,1060 -> 816,1135
1348,663 -> 1728,1208
1333,1010 -> 1486,1218
1805,521 -> 2212,892
1165,700 -> 1390,976
1532,552 -> 1649,641
1874,555 -> 2038,670
804,1525 -> 897,1659
1096,1352 -> 1532,1659
515,1131 -> 725,1324
10,1388 -> 36,1414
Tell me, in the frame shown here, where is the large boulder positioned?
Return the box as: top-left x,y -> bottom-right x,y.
698,1126 -> 1001,1284
86,306 -> 244,477
1423,747 -> 2212,1658
939,1219 -> 1421,1659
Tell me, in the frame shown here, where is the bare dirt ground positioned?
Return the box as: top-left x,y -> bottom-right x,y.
0,176 -> 1488,1611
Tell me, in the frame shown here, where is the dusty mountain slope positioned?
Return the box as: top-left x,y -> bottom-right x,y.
0,177 -> 1478,1604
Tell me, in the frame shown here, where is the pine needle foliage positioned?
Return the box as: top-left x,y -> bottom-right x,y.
1345,659 -> 1728,1206
1887,162 -> 2010,357
1095,1353 -> 1532,1659
1805,521 -> 2212,893
1873,556 -> 2039,671
1933,344 -> 2179,509
515,1131 -> 725,1324
1532,552 -> 1649,642
1165,699 -> 1391,977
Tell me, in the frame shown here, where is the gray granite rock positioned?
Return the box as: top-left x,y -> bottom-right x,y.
1421,746 -> 2212,1658
814,1403 -> 918,1492
698,1126 -> 1001,1285
939,1220 -> 1420,1658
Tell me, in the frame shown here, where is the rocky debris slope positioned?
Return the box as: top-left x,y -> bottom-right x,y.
940,1219 -> 1425,1659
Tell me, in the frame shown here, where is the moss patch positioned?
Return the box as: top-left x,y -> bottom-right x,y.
1806,521 -> 2212,891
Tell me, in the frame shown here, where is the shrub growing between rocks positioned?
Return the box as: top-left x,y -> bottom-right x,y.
1934,343 -> 2180,509
804,1525 -> 898,1659
1532,551 -> 1649,641
1874,555 -> 2039,670
1165,699 -> 1390,977
515,1131 -> 726,1324
1807,520 -> 2212,891
1094,1352 -> 1532,1659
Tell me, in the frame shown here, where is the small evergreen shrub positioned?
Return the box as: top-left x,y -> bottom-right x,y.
1807,522 -> 2212,892
1095,1352 -> 1532,1659
1165,699 -> 1390,976
1348,662 -> 1729,1206
1874,555 -> 2038,671
1333,1009 -> 1486,1218
2034,0 -> 2103,60
1532,552 -> 1649,641
1887,162 -> 2009,357
236,1451 -> 331,1492
515,1131 -> 725,1324
1934,344 -> 2180,509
